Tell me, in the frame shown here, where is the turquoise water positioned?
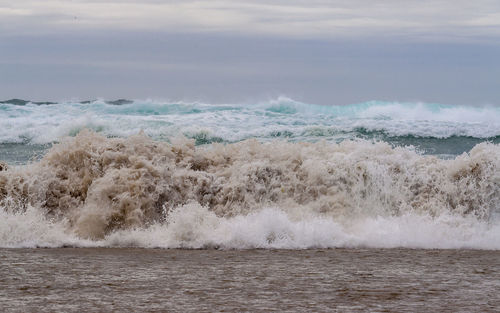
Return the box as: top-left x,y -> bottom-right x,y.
1,97 -> 499,164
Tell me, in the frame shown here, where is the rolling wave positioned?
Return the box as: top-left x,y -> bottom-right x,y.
1,97 -> 499,145
1,131 -> 499,249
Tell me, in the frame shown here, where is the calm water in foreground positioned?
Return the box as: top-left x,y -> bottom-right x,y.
1,248 -> 499,312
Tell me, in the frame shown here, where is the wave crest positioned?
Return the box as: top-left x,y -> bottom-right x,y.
1,98 -> 499,147
1,130 -> 499,248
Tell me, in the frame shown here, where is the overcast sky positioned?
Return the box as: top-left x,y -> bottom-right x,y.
1,0 -> 499,105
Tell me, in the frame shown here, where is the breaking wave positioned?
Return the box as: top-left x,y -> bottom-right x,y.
1,98 -> 499,145
1,131 -> 499,249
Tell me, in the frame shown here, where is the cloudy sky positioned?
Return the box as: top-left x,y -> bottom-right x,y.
1,0 -> 499,105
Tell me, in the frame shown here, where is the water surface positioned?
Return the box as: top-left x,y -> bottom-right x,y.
1,248 -> 498,312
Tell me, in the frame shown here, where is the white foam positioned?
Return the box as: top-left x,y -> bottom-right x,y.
93,205 -> 500,250
0,205 -> 94,248
1,99 -> 499,145
2,204 -> 499,249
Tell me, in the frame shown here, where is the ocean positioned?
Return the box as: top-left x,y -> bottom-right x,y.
1,97 -> 499,311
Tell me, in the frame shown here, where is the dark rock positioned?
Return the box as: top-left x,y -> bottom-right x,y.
1,99 -> 29,106
0,99 -> 56,105
33,101 -> 57,105
106,99 -> 134,105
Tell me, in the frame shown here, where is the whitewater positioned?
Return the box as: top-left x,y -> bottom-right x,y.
0,98 -> 499,249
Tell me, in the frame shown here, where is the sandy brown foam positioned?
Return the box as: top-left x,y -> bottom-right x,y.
1,130 -> 499,240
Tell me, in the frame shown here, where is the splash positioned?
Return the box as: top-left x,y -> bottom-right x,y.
1,130 -> 499,249
1,98 -> 499,146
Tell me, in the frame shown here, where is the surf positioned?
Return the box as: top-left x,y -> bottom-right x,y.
1,130 -> 499,249
1,98 -> 499,146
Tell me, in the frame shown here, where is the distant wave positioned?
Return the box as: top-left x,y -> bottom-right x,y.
1,97 -> 499,147
1,131 -> 499,249
264,97 -> 500,122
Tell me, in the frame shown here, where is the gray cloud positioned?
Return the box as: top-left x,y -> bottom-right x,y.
1,0 -> 500,41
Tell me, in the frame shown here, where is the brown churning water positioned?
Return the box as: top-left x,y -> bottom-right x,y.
0,130 -> 499,249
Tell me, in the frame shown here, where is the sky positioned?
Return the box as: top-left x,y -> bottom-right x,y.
1,0 -> 499,105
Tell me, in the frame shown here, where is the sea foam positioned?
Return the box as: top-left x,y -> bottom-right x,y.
1,98 -> 499,145
1,130 -> 499,249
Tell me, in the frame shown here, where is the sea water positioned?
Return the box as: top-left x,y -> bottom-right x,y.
1,248 -> 498,312
1,97 -> 499,312
0,97 -> 499,249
